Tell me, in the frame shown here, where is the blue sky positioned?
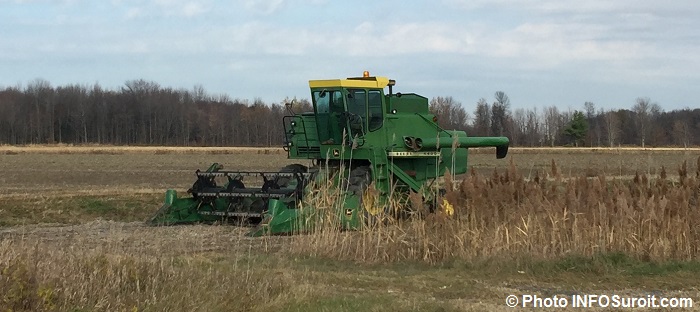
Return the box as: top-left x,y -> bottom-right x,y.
1,0 -> 699,111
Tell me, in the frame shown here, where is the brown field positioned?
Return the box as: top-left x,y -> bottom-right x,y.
1,146 -> 700,311
1,145 -> 698,197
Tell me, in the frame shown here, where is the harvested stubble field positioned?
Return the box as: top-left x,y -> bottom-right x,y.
1,145 -> 700,311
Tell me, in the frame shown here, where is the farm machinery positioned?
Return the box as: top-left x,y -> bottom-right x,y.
149,72 -> 510,235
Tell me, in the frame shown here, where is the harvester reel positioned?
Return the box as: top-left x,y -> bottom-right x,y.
224,179 -> 246,208
261,179 -> 281,192
189,172 -> 217,200
225,179 -> 245,192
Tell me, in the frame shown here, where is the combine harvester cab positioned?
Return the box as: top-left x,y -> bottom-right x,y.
150,72 -> 510,235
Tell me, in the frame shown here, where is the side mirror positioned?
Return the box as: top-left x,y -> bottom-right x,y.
285,99 -> 297,116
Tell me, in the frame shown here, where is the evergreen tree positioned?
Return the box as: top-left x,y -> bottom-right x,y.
564,110 -> 588,147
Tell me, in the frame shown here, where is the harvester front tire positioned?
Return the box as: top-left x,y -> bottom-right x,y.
345,166 -> 386,226
347,166 -> 371,196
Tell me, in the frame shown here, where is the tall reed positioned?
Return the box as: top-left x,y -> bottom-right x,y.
288,157 -> 700,264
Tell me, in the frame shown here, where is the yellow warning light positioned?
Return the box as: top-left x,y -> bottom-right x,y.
363,71 -> 370,78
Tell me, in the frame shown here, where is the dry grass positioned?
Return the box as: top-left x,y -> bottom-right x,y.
2,149 -> 700,310
0,222 -> 523,312
0,222 -> 308,312
288,157 -> 700,264
4,221 -> 699,312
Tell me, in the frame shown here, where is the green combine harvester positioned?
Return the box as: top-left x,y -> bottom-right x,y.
150,72 -> 509,235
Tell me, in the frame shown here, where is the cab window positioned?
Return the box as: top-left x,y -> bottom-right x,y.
368,90 -> 383,131
346,89 -> 367,137
313,89 -> 344,144
347,89 -> 367,119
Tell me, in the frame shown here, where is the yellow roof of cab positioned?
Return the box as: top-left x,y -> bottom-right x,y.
309,76 -> 391,89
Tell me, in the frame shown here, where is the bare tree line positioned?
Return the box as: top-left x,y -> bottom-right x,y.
1,79 -> 698,147
0,79 -> 311,146
429,94 -> 700,148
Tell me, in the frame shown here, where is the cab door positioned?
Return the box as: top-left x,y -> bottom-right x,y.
314,89 -> 345,145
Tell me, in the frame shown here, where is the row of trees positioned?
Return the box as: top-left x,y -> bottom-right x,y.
429,95 -> 700,148
0,79 -> 314,146
0,79 -> 698,147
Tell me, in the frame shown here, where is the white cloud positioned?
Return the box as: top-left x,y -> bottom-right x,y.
181,2 -> 206,17
121,0 -> 210,18
446,0 -> 700,14
243,0 -> 285,14
125,7 -> 143,19
222,21 -> 466,56
219,19 -> 649,68
223,22 -> 314,55
491,22 -> 648,65
2,0 -> 699,108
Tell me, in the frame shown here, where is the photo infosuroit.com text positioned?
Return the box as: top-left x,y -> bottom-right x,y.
506,294 -> 694,309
